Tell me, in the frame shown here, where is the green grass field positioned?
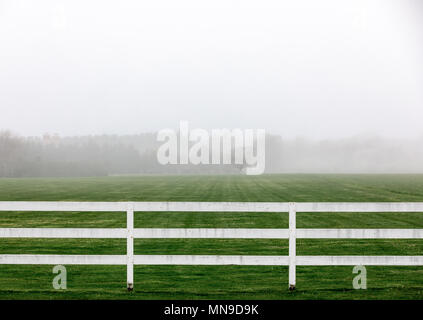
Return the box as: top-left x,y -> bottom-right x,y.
0,174 -> 423,299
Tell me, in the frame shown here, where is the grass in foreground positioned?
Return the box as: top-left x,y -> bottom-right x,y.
0,174 -> 423,299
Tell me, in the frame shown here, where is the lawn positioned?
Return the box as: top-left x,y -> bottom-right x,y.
0,174 -> 422,299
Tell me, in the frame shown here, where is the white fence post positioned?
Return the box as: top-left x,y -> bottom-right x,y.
289,202 -> 296,290
127,203 -> 134,291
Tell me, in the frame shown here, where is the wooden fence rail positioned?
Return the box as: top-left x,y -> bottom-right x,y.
0,201 -> 423,290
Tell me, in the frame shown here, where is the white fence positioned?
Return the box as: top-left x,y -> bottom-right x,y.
1,201 -> 423,290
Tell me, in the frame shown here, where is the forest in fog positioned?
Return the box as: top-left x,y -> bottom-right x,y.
1,130 -> 423,177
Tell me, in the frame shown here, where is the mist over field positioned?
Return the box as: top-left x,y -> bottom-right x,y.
1,1 -> 423,177
1,130 -> 423,177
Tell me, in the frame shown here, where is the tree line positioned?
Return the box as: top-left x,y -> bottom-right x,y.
1,130 -> 423,177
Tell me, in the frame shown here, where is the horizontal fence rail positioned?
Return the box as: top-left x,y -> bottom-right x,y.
2,228 -> 423,239
3,201 -> 423,212
0,201 -> 423,291
2,255 -> 423,266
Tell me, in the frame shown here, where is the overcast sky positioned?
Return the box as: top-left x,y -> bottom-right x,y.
0,0 -> 422,139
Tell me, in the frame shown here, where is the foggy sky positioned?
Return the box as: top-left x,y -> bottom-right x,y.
1,0 -> 422,139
